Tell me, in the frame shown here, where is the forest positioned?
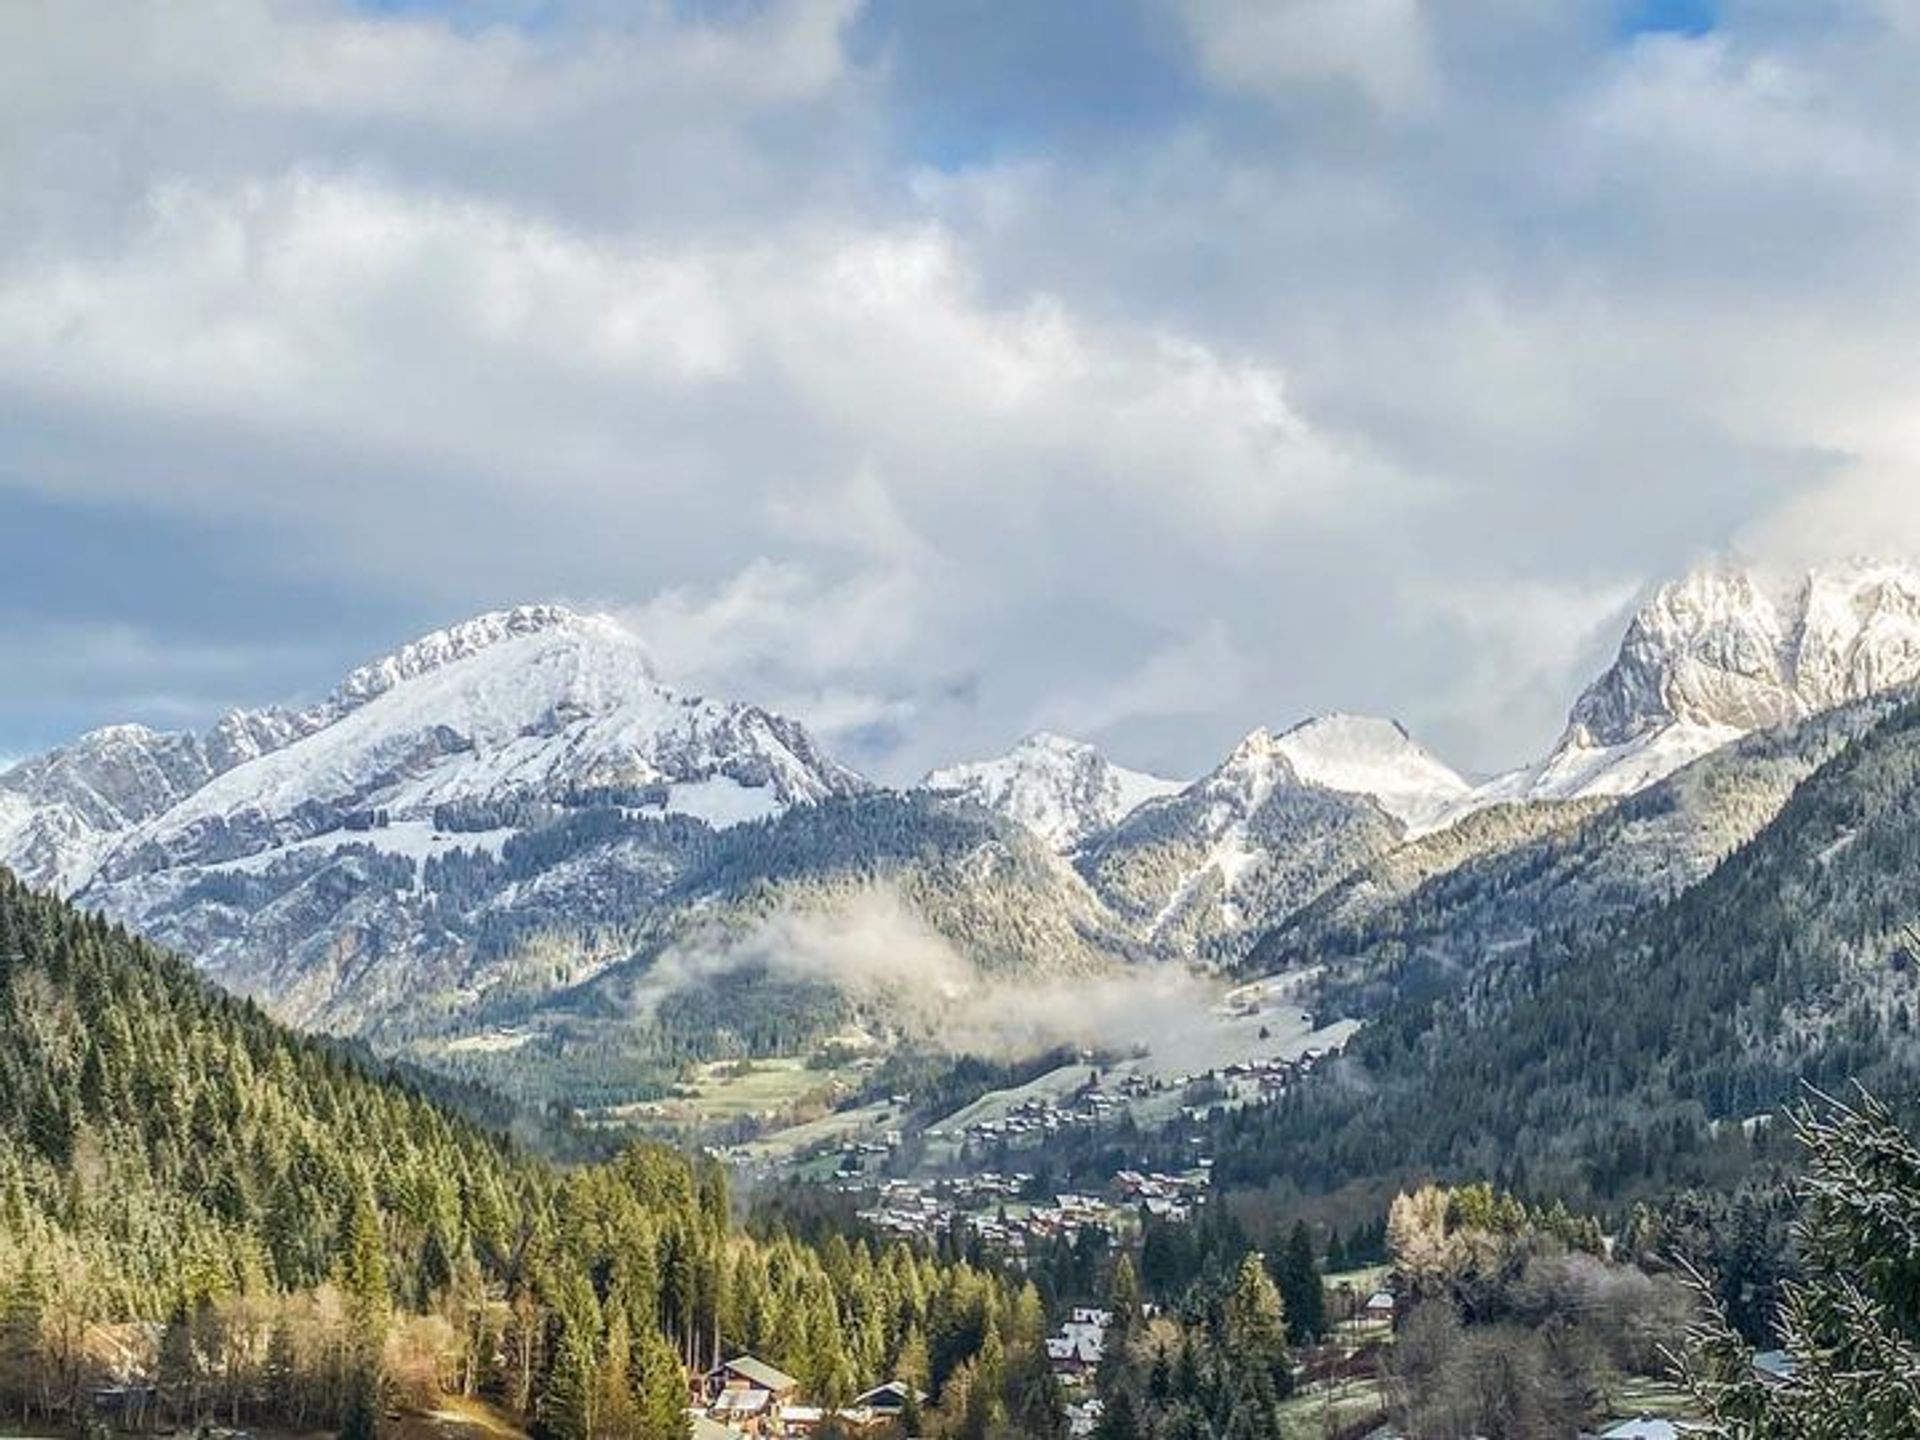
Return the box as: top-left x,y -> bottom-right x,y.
0,870 -> 1053,1440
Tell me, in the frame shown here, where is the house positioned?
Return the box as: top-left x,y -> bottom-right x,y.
710,1387 -> 773,1432
1363,1290 -> 1396,1322
1066,1397 -> 1104,1438
708,1355 -> 801,1405
1047,1311 -> 1109,1379
850,1380 -> 926,1421
1751,1350 -> 1796,1387
703,1354 -> 803,1436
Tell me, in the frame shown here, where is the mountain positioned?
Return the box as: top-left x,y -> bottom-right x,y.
0,609 -> 1136,1098
1076,715 -> 1465,959
1485,558 -> 1920,805
1260,713 -> 1472,832
0,605 -> 864,896
1251,690 -> 1906,1005
921,731 -> 1183,851
1207,690 -> 1920,1207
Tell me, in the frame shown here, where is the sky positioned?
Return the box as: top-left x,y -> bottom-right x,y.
5,0 -> 1920,784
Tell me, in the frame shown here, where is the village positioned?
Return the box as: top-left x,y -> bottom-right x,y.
847,1167 -> 1210,1257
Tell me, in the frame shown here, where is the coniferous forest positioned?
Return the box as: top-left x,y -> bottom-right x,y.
0,871 -> 1048,1440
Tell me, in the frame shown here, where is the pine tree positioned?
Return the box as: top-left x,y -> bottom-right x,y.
1274,1223 -> 1326,1344
1683,1088 -> 1920,1434
0,1252 -> 46,1424
1108,1255 -> 1142,1340
633,1324 -> 688,1440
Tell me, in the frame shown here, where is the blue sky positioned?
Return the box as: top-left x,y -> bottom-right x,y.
2,0 -> 1917,781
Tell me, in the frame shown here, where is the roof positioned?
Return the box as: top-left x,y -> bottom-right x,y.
853,1381 -> 925,1408
712,1389 -> 771,1417
720,1355 -> 800,1394
1364,1290 -> 1396,1309
689,1416 -> 742,1440
1600,1420 -> 1695,1440
1751,1349 -> 1796,1381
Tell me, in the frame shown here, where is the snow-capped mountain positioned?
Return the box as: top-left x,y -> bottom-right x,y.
1484,558 -> 1920,805
1077,714 -> 1461,958
0,605 -> 864,894
1,606 -> 1141,1059
1261,713 -> 1472,832
921,732 -> 1183,852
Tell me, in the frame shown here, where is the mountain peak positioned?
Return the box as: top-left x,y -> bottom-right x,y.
1567,556 -> 1920,747
1506,555 -> 1920,804
323,603 -> 632,718
1212,713 -> 1469,832
923,733 -> 1181,852
1,603 -> 862,891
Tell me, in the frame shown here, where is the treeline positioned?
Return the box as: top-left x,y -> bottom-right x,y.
0,871 -> 1048,1440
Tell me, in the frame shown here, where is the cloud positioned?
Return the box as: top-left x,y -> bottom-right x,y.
631,886 -> 1220,1058
1181,0 -> 1439,117
8,0 -> 1920,786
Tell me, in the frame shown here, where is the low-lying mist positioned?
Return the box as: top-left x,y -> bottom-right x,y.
635,886 -> 1223,1059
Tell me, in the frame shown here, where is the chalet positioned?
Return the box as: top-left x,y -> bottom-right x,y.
703,1354 -> 802,1435
1046,1309 -> 1110,1378
1363,1290 -> 1396,1322
707,1355 -> 801,1405
709,1387 -> 773,1432
850,1380 -> 926,1422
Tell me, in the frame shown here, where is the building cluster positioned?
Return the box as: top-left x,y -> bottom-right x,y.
1046,1306 -> 1114,1437
1113,1168 -> 1209,1222
946,1073 -> 1159,1151
1169,1047 -> 1339,1120
694,1355 -> 924,1439
853,1175 -> 1126,1256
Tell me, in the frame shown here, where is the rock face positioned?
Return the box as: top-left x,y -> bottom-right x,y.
922,732 -> 1182,852
1572,560 -> 1920,742
1488,559 -> 1920,804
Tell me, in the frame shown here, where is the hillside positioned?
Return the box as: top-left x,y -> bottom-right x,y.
1207,696 -> 1920,1207
1251,692 -> 1904,1012
0,867 -> 1043,1437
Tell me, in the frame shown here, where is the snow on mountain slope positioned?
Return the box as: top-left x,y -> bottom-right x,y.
93,606 -> 863,881
1486,558 -> 1920,806
0,605 -> 863,894
922,732 -> 1183,851
1077,718 -> 1427,958
1265,714 -> 1471,832
0,717 -> 305,891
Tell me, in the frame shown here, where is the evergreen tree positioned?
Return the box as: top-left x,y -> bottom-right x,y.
1683,1089 -> 1920,1434
1273,1222 -> 1326,1344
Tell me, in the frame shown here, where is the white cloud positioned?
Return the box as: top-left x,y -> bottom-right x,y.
9,0 -> 1920,782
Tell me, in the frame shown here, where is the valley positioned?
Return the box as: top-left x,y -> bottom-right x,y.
8,556 -> 1920,1437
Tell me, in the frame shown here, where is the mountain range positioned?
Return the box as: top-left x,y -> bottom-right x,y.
8,556 -> 1920,1103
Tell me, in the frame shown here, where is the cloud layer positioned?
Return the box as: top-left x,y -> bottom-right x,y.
5,0 -> 1920,780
